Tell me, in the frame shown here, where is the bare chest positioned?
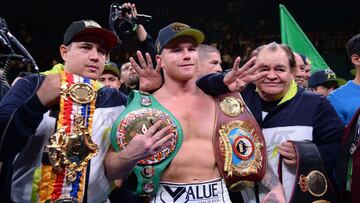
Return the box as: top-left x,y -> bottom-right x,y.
160,96 -> 215,140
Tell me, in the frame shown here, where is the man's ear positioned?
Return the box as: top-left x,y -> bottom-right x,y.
156,55 -> 163,70
60,45 -> 69,62
351,54 -> 360,66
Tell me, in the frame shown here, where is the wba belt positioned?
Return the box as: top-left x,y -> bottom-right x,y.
110,90 -> 183,196
282,141 -> 338,203
214,92 -> 266,191
38,71 -> 99,202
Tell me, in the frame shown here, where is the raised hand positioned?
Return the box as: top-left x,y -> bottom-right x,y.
223,56 -> 267,92
129,50 -> 163,92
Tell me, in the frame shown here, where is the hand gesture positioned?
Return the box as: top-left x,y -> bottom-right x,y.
278,141 -> 297,165
130,50 -> 163,92
223,56 -> 266,92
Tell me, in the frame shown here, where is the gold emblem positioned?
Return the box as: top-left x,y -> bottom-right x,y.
170,22 -> 190,32
219,96 -> 243,117
219,120 -> 264,177
47,115 -> 99,181
61,83 -> 97,104
298,170 -> 328,197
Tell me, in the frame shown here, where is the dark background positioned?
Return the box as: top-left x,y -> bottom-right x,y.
0,0 -> 359,80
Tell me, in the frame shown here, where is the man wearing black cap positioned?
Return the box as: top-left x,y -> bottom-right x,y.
0,20 -> 128,202
308,69 -> 338,96
105,22 -> 285,203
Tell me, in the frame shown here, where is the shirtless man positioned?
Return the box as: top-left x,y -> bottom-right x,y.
105,22 -> 285,203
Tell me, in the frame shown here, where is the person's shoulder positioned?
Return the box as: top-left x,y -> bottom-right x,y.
97,87 -> 127,107
298,88 -> 328,105
15,73 -> 45,87
328,81 -> 355,100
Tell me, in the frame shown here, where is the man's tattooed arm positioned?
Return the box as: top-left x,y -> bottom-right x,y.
260,162 -> 286,203
261,162 -> 281,189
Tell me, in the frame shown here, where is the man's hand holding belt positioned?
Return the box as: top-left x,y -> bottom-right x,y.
124,120 -> 174,162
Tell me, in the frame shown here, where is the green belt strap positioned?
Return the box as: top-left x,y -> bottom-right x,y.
110,90 -> 183,196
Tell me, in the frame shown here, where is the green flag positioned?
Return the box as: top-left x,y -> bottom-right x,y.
280,4 -> 328,72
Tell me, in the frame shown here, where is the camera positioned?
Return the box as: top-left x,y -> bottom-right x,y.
109,3 -> 152,41
121,6 -> 131,14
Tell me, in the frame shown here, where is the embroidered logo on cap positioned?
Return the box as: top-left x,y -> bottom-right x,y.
156,41 -> 161,54
171,22 -> 190,32
84,20 -> 101,28
324,69 -> 336,80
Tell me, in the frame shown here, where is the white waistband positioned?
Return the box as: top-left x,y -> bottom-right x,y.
150,178 -> 231,203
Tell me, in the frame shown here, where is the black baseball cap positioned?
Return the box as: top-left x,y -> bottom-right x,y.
308,69 -> 338,88
155,22 -> 205,54
63,20 -> 119,51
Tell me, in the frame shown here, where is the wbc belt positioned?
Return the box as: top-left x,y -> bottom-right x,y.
110,90 -> 183,196
284,141 -> 338,203
214,92 -> 266,191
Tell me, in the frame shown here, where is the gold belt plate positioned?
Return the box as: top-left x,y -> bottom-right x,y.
298,170 -> 328,197
62,83 -> 97,104
47,115 -> 99,181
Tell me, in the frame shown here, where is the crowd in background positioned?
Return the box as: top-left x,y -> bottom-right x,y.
0,0 -> 359,82
1,1 -> 360,202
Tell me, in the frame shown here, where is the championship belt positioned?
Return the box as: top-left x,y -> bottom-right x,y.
110,90 -> 183,196
285,141 -> 338,203
38,71 -> 99,202
214,92 -> 266,191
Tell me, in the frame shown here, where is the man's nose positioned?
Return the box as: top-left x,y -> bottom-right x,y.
89,48 -> 101,60
182,49 -> 192,60
214,65 -> 222,72
266,70 -> 277,79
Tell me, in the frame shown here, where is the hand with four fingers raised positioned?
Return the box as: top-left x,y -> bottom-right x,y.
223,56 -> 267,92
130,50 -> 163,93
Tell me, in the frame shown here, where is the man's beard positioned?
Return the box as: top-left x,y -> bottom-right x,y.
127,74 -> 139,86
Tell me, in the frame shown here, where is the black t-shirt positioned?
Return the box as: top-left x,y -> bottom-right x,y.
260,98 -> 281,113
